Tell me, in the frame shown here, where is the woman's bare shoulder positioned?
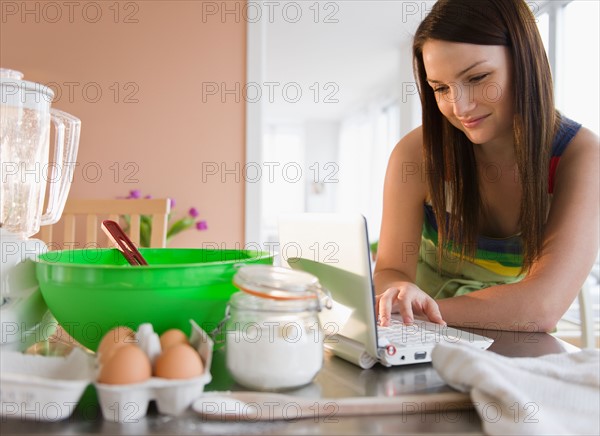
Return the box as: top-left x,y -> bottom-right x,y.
570,126 -> 599,150
389,125 -> 424,165
552,126 -> 599,202
559,126 -> 599,169
385,126 -> 427,196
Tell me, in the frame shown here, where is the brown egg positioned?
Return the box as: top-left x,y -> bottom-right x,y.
97,326 -> 136,364
159,329 -> 188,351
154,343 -> 204,379
98,344 -> 152,385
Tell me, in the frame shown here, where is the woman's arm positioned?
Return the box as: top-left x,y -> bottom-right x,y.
438,127 -> 600,332
373,127 -> 445,325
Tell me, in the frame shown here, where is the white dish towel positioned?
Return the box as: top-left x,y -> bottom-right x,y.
431,342 -> 600,435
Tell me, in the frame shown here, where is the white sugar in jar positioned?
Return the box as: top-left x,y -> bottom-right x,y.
225,265 -> 330,391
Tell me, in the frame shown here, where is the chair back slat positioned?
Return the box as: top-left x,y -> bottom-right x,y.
85,214 -> 98,244
40,198 -> 171,249
129,214 -> 141,246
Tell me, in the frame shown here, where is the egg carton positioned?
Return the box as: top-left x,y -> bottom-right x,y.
0,347 -> 95,421
95,320 -> 213,423
0,320 -> 213,423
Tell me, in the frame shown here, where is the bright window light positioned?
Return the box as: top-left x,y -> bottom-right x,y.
559,1 -> 600,135
261,125 -> 306,240
537,12 -> 550,55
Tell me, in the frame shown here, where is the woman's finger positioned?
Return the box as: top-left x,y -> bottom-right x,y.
377,289 -> 396,327
397,292 -> 415,325
423,297 -> 446,325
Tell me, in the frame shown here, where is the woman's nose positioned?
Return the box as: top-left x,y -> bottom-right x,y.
449,85 -> 476,118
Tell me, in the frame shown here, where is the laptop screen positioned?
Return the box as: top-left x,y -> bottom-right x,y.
278,213 -> 380,358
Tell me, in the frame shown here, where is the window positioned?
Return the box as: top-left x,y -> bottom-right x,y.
261,125 -> 306,242
537,1 -> 600,135
559,1 -> 600,135
537,12 -> 550,54
336,102 -> 399,241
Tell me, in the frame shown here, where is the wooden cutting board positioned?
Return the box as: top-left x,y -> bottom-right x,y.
192,390 -> 472,421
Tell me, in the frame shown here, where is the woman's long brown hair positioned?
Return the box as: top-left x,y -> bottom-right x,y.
413,0 -> 557,272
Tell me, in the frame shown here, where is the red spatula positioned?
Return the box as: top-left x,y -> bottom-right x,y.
101,219 -> 148,266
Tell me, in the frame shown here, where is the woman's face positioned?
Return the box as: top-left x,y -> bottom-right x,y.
422,40 -> 515,148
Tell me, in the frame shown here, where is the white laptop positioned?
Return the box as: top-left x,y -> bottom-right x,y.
278,213 -> 493,369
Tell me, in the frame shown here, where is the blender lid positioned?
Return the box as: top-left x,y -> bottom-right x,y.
0,68 -> 24,80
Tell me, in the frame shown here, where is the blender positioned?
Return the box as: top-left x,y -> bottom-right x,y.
1,68 -> 81,351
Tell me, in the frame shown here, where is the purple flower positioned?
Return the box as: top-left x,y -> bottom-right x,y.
128,189 -> 141,199
188,207 -> 199,218
196,220 -> 208,231
168,198 -> 176,209
144,194 -> 152,199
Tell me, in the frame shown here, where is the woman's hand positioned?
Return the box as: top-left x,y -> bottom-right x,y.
375,282 -> 446,326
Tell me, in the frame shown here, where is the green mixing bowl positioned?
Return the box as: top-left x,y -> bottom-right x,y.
35,248 -> 273,351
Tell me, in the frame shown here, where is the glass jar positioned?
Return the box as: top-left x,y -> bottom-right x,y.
225,265 -> 330,391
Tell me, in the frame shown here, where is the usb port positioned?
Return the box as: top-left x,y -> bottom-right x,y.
414,351 -> 427,360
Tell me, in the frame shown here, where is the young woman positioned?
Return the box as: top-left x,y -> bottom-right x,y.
374,0 -> 599,332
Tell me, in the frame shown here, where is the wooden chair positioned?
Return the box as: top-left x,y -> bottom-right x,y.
578,283 -> 597,348
40,198 -> 171,249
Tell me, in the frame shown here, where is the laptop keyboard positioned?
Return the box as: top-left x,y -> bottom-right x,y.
377,319 -> 446,348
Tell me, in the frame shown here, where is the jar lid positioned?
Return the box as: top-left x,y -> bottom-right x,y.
233,265 -> 328,304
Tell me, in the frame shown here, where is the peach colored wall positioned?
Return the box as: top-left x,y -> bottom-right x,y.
1,0 -> 247,248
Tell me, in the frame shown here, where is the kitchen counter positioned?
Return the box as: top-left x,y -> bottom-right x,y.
2,329 -> 578,435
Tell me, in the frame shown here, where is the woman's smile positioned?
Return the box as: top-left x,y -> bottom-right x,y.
460,114 -> 491,129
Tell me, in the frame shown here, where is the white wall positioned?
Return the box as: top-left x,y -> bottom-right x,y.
304,120 -> 340,213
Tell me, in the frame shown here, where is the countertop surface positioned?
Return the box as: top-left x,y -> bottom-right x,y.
1,328 -> 579,435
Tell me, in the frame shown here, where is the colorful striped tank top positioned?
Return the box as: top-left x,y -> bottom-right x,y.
417,115 -> 582,299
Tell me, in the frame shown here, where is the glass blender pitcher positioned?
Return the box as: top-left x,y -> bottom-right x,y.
1,68 -> 81,351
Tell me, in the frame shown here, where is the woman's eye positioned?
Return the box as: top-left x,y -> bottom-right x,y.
433,86 -> 448,94
469,74 -> 489,83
